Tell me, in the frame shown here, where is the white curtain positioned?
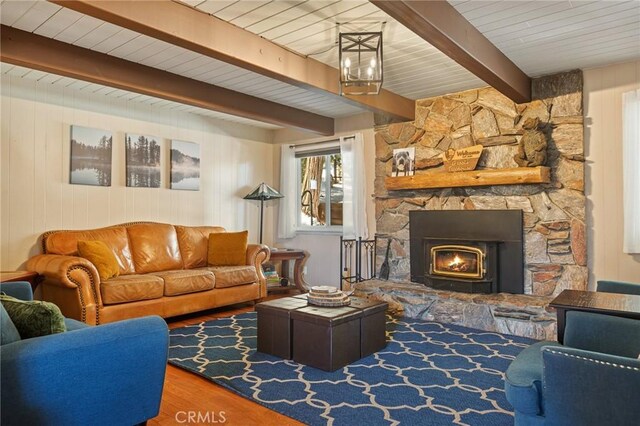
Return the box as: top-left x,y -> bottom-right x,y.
277,144 -> 297,239
341,133 -> 369,239
623,89 -> 640,253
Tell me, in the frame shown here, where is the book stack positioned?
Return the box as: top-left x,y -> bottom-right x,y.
262,263 -> 281,286
307,286 -> 351,307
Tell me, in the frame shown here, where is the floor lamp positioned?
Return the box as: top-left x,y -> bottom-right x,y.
243,183 -> 284,244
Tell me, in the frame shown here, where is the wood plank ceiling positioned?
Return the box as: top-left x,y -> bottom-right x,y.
184,0 -> 639,96
1,1 -> 639,130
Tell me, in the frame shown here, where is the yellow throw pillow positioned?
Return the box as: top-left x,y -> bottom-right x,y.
77,240 -> 120,282
208,231 -> 248,266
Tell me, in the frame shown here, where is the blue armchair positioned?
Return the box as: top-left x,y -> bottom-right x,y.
1,282 -> 169,426
597,279 -> 640,296
505,310 -> 640,426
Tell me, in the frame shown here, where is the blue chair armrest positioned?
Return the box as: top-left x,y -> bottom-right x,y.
564,311 -> 640,358
1,316 -> 169,426
504,340 -> 563,416
542,346 -> 640,426
0,281 -> 33,301
597,280 -> 640,296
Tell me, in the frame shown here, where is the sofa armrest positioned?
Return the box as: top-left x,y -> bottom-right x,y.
564,311 -> 640,358
26,254 -> 100,289
542,346 -> 640,426
247,244 -> 270,298
26,254 -> 102,324
0,316 -> 169,426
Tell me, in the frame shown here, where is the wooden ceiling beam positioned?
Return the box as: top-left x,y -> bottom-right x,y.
50,0 -> 415,122
0,25 -> 334,135
371,0 -> 531,104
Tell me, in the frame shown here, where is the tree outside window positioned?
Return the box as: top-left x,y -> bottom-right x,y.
298,153 -> 343,227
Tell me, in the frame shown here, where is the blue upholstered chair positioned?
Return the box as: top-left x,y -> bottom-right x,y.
1,282 -> 169,426
505,307 -> 640,426
597,279 -> 640,296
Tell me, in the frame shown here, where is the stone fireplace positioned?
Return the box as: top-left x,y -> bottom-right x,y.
412,210 -> 523,294
353,70 -> 587,339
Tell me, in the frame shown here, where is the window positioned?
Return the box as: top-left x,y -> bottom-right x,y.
278,134 -> 367,240
296,146 -> 343,229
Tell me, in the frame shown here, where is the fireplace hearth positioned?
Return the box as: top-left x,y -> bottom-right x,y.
410,210 -> 524,294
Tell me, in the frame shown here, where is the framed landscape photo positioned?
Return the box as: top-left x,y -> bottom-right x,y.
391,147 -> 415,177
70,125 -> 113,186
125,133 -> 161,188
170,140 -> 200,191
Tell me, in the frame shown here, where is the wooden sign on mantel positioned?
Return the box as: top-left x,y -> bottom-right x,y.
443,145 -> 483,172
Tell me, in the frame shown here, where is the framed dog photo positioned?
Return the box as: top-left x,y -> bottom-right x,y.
391,147 -> 416,177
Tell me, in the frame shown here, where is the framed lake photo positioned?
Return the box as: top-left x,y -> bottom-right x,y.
70,125 -> 113,186
170,140 -> 200,191
125,133 -> 161,188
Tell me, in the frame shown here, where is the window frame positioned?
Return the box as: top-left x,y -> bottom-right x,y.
294,142 -> 343,234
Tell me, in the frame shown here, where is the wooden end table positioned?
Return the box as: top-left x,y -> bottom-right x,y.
549,289 -> 640,343
268,249 -> 310,293
0,271 -> 41,292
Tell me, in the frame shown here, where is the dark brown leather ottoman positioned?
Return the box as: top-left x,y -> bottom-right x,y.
290,306 -> 363,372
255,297 -> 308,359
350,297 -> 388,357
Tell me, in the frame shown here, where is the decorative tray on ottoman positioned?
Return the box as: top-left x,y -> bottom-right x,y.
307,286 -> 351,307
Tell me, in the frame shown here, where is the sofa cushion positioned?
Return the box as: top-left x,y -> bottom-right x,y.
127,223 -> 183,274
204,266 -> 258,288
78,240 -> 120,282
208,231 -> 248,266
505,340 -> 563,416
101,274 -> 164,305
175,225 -> 225,269
44,227 -> 136,274
150,270 -> 215,296
0,295 -> 66,339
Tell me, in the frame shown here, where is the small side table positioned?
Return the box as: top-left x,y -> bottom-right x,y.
268,249 -> 310,293
549,289 -> 640,343
0,271 -> 40,292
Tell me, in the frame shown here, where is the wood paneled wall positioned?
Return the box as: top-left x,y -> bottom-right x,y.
584,60 -> 640,287
0,76 -> 275,270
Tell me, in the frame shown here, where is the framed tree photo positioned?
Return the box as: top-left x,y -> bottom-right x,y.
125,133 -> 161,188
70,125 -> 113,186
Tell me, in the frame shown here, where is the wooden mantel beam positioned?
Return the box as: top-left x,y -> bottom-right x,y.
371,0 -> 532,104
0,25 -> 334,135
50,0 -> 415,122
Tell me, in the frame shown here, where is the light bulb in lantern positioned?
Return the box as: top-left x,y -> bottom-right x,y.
344,58 -> 351,68
367,66 -> 373,79
370,58 -> 376,68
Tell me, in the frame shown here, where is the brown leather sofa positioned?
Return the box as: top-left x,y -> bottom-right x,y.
26,222 -> 270,325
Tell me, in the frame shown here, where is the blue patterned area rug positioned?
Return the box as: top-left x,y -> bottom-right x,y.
168,312 -> 534,426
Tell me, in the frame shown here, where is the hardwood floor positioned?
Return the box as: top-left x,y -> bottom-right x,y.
149,295 -> 304,426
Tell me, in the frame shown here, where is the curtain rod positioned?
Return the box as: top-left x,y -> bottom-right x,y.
289,135 -> 355,148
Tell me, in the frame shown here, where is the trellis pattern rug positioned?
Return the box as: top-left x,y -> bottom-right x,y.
168,312 -> 534,426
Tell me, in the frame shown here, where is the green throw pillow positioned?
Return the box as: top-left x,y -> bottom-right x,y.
0,295 -> 66,339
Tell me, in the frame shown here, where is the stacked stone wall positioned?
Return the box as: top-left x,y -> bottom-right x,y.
374,70 -> 587,296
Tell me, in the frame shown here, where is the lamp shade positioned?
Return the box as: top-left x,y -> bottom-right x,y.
243,183 -> 284,201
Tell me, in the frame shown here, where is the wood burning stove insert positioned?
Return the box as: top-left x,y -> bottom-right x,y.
410,210 -> 524,294
423,239 -> 499,293
431,245 -> 483,279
